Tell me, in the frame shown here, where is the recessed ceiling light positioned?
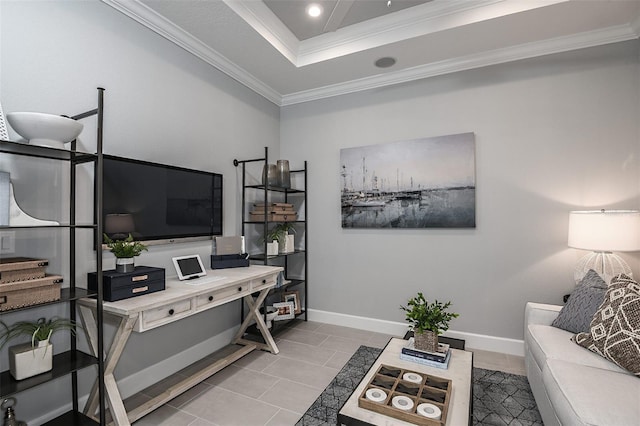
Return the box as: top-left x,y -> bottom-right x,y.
374,57 -> 397,68
306,4 -> 323,18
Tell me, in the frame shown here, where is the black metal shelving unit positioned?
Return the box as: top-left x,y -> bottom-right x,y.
0,88 -> 105,425
233,147 -> 308,335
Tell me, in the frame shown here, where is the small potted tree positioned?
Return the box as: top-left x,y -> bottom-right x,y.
401,292 -> 459,353
0,317 -> 80,380
104,233 -> 148,273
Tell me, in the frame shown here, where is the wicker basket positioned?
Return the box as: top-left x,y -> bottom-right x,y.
414,331 -> 439,353
0,275 -> 62,311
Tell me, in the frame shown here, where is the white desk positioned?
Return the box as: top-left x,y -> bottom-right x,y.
78,265 -> 283,426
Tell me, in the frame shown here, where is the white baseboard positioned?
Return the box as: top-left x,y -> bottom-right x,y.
307,308 -> 524,356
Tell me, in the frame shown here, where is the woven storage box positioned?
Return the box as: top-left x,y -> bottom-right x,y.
0,257 -> 48,284
358,364 -> 451,425
249,212 -> 297,222
0,275 -> 62,311
253,203 -> 294,212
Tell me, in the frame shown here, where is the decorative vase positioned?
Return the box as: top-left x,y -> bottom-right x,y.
276,160 -> 290,189
414,330 -> 438,353
262,164 -> 278,187
116,257 -> 135,273
278,233 -> 295,254
9,339 -> 53,380
266,241 -> 279,256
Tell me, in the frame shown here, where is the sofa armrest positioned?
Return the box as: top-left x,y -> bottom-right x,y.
525,302 -> 562,327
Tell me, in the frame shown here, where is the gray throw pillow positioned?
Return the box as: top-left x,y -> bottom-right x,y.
551,270 -> 607,334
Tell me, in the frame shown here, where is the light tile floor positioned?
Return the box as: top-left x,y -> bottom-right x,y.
131,320 -> 525,426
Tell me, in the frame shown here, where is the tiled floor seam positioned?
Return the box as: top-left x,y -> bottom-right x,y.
194,384 -> 305,416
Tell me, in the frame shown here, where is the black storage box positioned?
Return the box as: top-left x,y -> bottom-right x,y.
210,254 -> 250,269
88,266 -> 165,302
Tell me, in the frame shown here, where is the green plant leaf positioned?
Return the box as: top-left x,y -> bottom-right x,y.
400,292 -> 459,335
0,317 -> 82,350
104,233 -> 148,258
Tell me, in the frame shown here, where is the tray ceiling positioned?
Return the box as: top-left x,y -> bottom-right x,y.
103,0 -> 640,105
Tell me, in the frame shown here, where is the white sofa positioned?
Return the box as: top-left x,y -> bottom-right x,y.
524,302 -> 640,426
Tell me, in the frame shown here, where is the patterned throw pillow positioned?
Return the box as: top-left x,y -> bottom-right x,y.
574,274 -> 640,375
551,270 -> 607,333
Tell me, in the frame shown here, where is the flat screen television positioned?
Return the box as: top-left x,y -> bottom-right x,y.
102,155 -> 222,243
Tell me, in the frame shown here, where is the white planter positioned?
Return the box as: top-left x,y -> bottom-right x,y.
116,257 -> 135,273
9,340 -> 53,380
279,233 -> 295,254
266,241 -> 279,256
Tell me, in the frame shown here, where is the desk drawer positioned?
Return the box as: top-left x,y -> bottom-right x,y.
141,299 -> 192,329
196,283 -> 249,309
252,274 -> 276,291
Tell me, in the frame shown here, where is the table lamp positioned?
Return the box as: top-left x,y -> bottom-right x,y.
104,213 -> 135,240
568,209 -> 640,284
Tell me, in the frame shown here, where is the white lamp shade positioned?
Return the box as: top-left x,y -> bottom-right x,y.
568,210 -> 640,252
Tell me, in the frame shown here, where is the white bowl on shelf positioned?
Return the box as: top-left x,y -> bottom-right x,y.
6,112 -> 83,149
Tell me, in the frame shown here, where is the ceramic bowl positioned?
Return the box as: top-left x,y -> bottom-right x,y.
6,112 -> 83,149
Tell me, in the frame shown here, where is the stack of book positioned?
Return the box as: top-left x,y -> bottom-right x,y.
250,203 -> 297,222
399,337 -> 451,369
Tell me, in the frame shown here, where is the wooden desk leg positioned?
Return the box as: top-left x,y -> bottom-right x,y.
232,288 -> 279,354
79,306 -> 137,426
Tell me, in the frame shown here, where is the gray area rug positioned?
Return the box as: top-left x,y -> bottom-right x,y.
297,345 -> 542,426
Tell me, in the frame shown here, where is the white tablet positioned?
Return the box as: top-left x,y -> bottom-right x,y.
172,255 -> 207,280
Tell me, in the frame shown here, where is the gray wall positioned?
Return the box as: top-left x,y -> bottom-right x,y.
0,1 -> 279,422
280,40 -> 640,342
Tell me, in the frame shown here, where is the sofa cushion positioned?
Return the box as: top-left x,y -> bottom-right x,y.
574,274 -> 640,375
527,324 -> 628,374
551,270 -> 607,333
543,358 -> 640,426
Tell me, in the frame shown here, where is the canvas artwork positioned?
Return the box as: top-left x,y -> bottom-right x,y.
340,133 -> 476,229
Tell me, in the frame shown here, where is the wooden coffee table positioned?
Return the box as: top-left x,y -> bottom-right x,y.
337,337 -> 473,425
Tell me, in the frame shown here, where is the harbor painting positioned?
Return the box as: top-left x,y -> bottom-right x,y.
341,133 -> 476,229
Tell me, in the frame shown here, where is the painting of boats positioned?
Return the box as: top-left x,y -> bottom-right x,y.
340,133 -> 476,228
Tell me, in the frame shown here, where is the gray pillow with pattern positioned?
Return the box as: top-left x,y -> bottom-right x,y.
551,270 -> 607,333
574,274 -> 640,375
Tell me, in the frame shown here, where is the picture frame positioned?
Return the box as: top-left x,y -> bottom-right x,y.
273,301 -> 295,320
283,290 -> 301,314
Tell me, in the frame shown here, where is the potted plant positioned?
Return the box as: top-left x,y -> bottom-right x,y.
262,223 -> 296,255
272,222 -> 296,254
104,233 -> 148,273
0,317 -> 80,380
401,292 -> 459,353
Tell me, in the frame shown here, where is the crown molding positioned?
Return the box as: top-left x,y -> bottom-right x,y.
101,0 -> 282,105
297,0 -> 503,66
221,0 -> 299,65
101,1 -> 638,108
281,24 -> 639,106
